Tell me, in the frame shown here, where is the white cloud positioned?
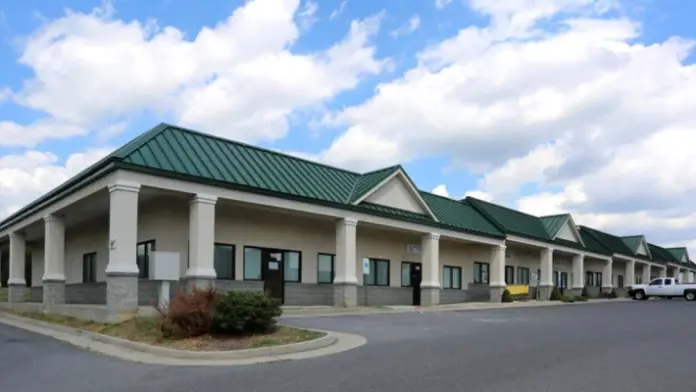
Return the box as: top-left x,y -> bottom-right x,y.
390,15 -> 420,37
318,0 -> 696,252
0,147 -> 114,217
330,0 -> 348,20
431,184 -> 449,197
435,0 -> 453,10
7,0 -> 387,145
297,0 -> 319,30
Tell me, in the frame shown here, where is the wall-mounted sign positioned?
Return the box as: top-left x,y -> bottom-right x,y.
109,240 -> 117,250
406,244 -> 422,254
362,258 -> 371,274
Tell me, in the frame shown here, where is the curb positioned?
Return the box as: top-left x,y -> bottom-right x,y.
0,312 -> 338,360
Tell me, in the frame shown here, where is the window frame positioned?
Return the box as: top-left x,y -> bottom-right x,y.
516,267 -> 530,285
213,243 -> 236,280
442,265 -> 462,289
504,265 -> 515,285
283,250 -> 302,283
617,274 -> 624,289
317,253 -> 335,284
401,261 -> 418,287
82,252 -> 97,283
136,240 -> 156,279
242,246 -> 303,282
585,271 -> 594,286
473,262 -> 490,284
364,258 -> 390,286
595,272 -> 603,287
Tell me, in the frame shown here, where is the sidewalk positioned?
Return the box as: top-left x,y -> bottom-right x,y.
281,298 -> 633,317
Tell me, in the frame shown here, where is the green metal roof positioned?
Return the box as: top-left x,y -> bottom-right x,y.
648,243 -> 678,265
540,214 -> 570,238
578,226 -> 635,258
347,166 -> 399,203
666,247 -> 689,265
621,235 -> 647,255
578,228 -> 613,255
420,193 -> 502,237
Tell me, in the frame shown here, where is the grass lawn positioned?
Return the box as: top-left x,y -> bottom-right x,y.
0,288 -> 6,302
0,309 -> 324,351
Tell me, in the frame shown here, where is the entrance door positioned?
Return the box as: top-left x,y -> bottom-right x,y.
263,251 -> 284,303
410,263 -> 423,306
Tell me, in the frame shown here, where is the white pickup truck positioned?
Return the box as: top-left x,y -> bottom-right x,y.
628,277 -> 696,301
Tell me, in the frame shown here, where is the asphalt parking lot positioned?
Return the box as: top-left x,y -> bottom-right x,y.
2,300 -> 695,392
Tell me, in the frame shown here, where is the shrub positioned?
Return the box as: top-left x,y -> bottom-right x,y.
574,296 -> 588,302
560,295 -> 575,303
212,291 -> 283,335
501,289 -> 514,303
156,287 -> 216,339
549,285 -> 562,301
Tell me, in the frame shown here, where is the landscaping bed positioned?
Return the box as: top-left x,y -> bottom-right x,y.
0,288 -> 325,351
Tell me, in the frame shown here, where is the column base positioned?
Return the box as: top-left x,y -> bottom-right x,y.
182,276 -> 216,291
333,283 -> 357,307
42,280 -> 65,306
106,273 -> 139,323
537,285 -> 553,300
8,283 -> 27,303
421,287 -> 440,306
567,287 -> 584,297
489,285 -> 505,303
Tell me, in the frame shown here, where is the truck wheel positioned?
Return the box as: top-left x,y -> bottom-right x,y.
685,292 -> 696,301
634,290 -> 646,300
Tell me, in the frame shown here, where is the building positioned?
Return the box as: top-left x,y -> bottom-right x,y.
0,123 -> 694,322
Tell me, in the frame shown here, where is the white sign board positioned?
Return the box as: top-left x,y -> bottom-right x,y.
406,244 -> 422,254
362,258 -> 371,274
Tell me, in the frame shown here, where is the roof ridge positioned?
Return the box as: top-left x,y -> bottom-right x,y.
360,164 -> 401,176
540,213 -> 570,219
466,196 -> 543,219
620,234 -> 644,239
159,123 -> 362,177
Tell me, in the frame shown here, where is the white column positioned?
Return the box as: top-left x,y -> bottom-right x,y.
43,215 -> 65,282
602,259 -> 613,290
572,254 -> 584,290
539,247 -> 554,300
8,232 -> 26,303
642,263 -> 651,283
625,259 -> 635,286
421,233 -> 440,306
661,266 -> 668,277
185,194 -> 218,285
334,218 -> 358,307
489,244 -> 506,302
8,233 -> 26,286
105,182 -> 141,276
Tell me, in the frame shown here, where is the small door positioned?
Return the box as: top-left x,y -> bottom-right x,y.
263,251 -> 284,303
410,263 -> 423,306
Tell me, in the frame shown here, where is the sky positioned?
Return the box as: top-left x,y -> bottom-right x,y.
0,0 -> 695,255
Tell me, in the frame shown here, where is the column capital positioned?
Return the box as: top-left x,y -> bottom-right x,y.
190,193 -> 218,205
423,232 -> 440,241
108,181 -> 141,194
8,231 -> 24,240
573,253 -> 584,260
341,217 -> 358,227
43,214 -> 64,224
496,243 -> 507,251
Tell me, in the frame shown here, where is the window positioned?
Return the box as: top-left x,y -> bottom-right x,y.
505,266 -> 515,285
516,267 -> 530,285
443,266 -> 462,289
560,272 -> 568,289
214,244 -> 235,280
82,252 -> 97,283
401,262 -> 418,287
474,262 -> 489,284
585,271 -> 594,286
595,272 -> 603,287
244,247 -> 263,280
553,271 -> 559,287
364,258 -> 389,286
317,254 -> 334,283
284,251 -> 301,282
664,278 -> 672,286
617,274 -> 624,288
136,240 -> 155,279
649,278 -> 663,286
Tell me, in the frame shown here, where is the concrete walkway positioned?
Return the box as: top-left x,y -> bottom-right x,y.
282,298 -> 633,317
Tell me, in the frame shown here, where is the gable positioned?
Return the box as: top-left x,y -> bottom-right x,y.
556,219 -> 581,243
363,175 -> 429,215
684,254 -> 689,263
636,240 -> 650,256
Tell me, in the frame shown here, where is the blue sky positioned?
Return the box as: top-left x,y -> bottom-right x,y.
1,0 -> 696,251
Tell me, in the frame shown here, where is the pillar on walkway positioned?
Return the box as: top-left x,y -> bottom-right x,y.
421,233 -> 441,306
489,244 -> 506,302
105,181 -> 141,322
8,232 -> 26,303
570,254 -> 584,296
333,218 -> 358,307
625,260 -> 635,287
43,215 -> 66,306
538,248 -> 554,300
642,264 -> 651,284
601,259 -> 613,294
660,266 -> 668,278
184,194 -> 218,290
670,266 -> 679,279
